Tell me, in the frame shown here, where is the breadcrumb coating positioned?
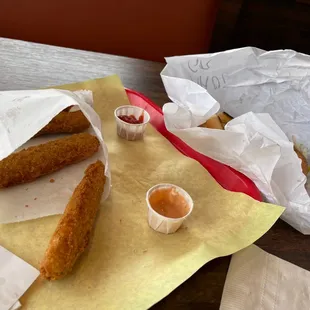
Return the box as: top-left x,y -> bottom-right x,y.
40,160 -> 106,280
36,110 -> 90,136
0,133 -> 100,188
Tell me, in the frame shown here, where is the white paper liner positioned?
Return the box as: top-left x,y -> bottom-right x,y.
0,89 -> 111,223
9,301 -> 21,310
0,246 -> 39,310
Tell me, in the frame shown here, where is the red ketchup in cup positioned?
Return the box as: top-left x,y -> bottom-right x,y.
114,105 -> 150,141
118,114 -> 144,124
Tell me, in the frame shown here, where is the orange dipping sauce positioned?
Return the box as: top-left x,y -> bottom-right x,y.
118,114 -> 144,124
148,187 -> 190,219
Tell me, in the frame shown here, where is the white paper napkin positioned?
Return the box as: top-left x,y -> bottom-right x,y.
0,89 -> 111,223
220,245 -> 310,310
0,246 -> 39,310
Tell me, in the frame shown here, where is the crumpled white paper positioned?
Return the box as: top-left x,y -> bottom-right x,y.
161,47 -> 310,234
0,89 -> 111,224
0,246 -> 39,310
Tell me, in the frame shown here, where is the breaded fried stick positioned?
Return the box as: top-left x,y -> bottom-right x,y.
36,110 -> 90,136
200,115 -> 224,129
40,160 -> 106,280
218,112 -> 233,126
0,133 -> 100,188
294,146 -> 308,176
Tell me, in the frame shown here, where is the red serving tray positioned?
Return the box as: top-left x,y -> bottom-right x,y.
125,88 -> 262,201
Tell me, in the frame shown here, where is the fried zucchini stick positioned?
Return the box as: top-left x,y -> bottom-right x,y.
200,115 -> 224,129
218,112 -> 233,126
294,146 -> 308,176
40,160 -> 106,280
36,110 -> 90,136
0,133 -> 100,188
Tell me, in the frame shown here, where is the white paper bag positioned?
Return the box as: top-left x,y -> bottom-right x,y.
0,89 -> 111,223
161,47 -> 310,167
220,245 -> 310,310
161,47 -> 310,234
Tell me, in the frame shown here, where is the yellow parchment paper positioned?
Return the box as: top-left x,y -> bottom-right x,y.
0,75 -> 284,310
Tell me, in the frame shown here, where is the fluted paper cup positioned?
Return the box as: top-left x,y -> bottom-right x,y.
114,105 -> 150,141
146,184 -> 194,234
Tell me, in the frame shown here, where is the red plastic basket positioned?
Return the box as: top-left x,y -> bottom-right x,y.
125,88 -> 262,201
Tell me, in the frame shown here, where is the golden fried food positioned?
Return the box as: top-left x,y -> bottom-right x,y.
200,115 -> 224,129
218,112 -> 233,126
36,110 -> 90,136
200,112 -> 233,129
0,133 -> 100,188
294,146 -> 308,176
40,160 -> 106,280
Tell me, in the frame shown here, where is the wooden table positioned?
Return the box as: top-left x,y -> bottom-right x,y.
0,37 -> 169,106
1,37 -> 310,310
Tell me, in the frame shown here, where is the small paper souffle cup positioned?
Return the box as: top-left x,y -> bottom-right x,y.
114,105 -> 150,141
146,184 -> 194,234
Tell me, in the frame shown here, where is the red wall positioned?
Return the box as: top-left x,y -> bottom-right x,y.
0,1 -> 218,61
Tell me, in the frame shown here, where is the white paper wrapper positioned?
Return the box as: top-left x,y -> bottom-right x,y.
161,47 -> 310,163
220,245 -> 310,310
9,301 -> 21,310
0,89 -> 111,224
161,47 -> 310,234
0,246 -> 39,310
